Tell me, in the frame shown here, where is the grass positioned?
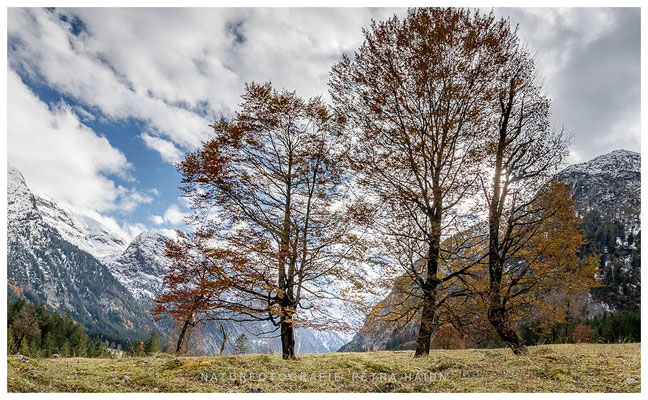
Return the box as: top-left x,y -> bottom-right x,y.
7,343 -> 640,393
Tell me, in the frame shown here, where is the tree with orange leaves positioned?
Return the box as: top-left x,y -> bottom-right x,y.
152,229 -> 228,354
329,8 -> 522,357
175,82 -> 371,359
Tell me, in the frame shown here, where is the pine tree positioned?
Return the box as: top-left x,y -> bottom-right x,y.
144,331 -> 160,355
233,334 -> 249,355
19,337 -> 30,356
29,339 -> 39,358
8,329 -> 15,355
60,340 -> 71,357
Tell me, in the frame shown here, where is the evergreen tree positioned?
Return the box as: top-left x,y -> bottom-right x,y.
19,337 -> 30,356
8,329 -> 15,355
60,340 -> 71,357
144,331 -> 160,355
233,334 -> 249,355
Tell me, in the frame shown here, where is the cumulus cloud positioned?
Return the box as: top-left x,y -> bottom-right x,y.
149,204 -> 188,226
9,7 -> 639,167
495,7 -> 640,162
8,8 -> 213,156
7,70 -> 151,215
7,7 -> 640,243
7,7 -> 402,164
141,133 -> 185,164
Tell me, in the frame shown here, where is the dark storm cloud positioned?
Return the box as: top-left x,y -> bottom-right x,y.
497,8 -> 640,162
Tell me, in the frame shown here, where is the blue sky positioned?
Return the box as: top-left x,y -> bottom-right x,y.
7,7 -> 640,241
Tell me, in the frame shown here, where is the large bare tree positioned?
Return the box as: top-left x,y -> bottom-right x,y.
177,82 -> 369,359
329,8 -> 512,357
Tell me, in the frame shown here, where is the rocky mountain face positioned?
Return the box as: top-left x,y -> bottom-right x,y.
105,232 -> 171,303
339,149 -> 641,352
558,149 -> 641,312
7,164 -> 346,354
7,166 -> 150,343
35,196 -> 128,261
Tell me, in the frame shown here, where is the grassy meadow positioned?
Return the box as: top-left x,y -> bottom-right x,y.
8,343 -> 640,393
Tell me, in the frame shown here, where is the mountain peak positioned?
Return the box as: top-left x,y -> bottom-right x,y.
564,149 -> 640,176
7,164 -> 128,259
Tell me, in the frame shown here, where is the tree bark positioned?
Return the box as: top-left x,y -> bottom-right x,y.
176,318 -> 192,354
218,322 -> 227,355
280,318 -> 296,360
488,305 -> 528,355
414,286 -> 437,357
487,255 -> 528,355
414,206 -> 441,358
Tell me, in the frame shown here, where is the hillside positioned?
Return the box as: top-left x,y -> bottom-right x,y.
7,343 -> 640,393
340,149 -> 641,352
7,166 -> 151,343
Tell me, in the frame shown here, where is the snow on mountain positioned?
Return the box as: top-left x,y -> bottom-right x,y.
559,149 -> 640,226
7,165 -> 45,242
8,163 -> 128,260
36,195 -> 128,260
7,164 -> 151,341
105,231 -> 171,303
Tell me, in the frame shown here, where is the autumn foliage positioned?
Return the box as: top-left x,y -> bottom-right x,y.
572,325 -> 595,343
430,324 -> 466,350
154,7 -> 602,359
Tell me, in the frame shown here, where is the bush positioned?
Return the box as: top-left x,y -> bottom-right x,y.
572,325 -> 595,343
430,324 -> 465,350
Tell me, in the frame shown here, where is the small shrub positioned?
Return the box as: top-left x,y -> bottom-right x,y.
573,325 -> 595,343
430,324 -> 465,350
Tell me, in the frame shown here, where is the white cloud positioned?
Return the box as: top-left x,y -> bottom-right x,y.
141,133 -> 185,164
149,204 -> 188,226
7,7 -> 402,164
8,8 -> 213,158
164,204 -> 187,225
149,215 -> 165,225
7,70 -> 150,214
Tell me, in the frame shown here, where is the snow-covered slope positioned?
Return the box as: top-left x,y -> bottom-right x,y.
9,164 -> 128,260
7,165 -> 151,341
106,232 -> 171,302
36,196 -> 128,260
558,149 -> 640,226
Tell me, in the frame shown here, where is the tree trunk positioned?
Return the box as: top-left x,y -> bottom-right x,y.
487,258 -> 528,355
280,319 -> 296,360
414,212 -> 441,358
414,287 -> 436,357
176,318 -> 192,354
488,305 -> 528,355
218,322 -> 227,355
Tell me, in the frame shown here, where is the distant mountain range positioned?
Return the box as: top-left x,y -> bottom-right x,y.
340,149 -> 641,352
7,165 -> 347,354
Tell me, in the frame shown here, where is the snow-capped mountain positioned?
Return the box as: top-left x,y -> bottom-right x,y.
558,149 -> 641,312
7,165 -> 151,342
8,164 -> 128,260
558,149 -> 640,227
35,195 -> 128,260
8,164 -> 348,354
106,232 -> 171,303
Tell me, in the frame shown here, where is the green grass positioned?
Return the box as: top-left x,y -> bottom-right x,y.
7,343 -> 640,393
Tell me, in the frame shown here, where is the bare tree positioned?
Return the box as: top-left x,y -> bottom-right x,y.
477,28 -> 595,354
329,8 -> 511,357
177,82 -> 370,359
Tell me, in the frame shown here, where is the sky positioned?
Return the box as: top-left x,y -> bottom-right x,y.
6,7 -> 641,243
